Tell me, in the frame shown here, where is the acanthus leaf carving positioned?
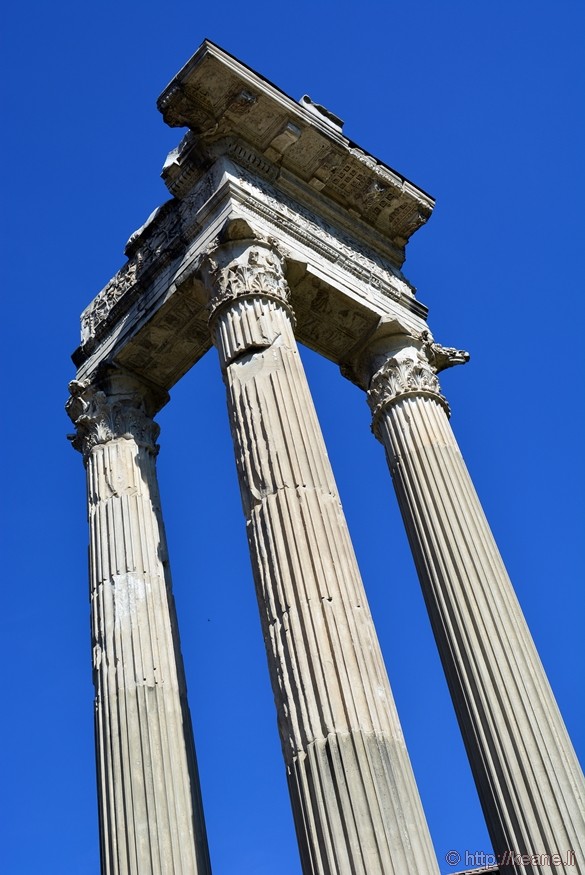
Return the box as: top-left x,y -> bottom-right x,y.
202,241 -> 293,325
66,378 -> 160,460
367,350 -> 450,436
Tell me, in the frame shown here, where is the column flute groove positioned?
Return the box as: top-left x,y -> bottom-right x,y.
200,229 -> 439,875
67,370 -> 211,875
354,333 -> 585,874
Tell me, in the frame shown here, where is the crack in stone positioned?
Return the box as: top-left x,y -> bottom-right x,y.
226,332 -> 283,369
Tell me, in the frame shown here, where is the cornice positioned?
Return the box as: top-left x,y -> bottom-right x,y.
157,41 -> 434,247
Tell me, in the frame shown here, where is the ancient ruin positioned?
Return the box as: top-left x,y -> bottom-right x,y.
67,41 -> 584,875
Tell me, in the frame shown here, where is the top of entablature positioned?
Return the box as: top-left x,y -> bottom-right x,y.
157,40 -> 434,250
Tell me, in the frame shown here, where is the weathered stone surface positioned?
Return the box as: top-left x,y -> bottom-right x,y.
68,40 -> 585,875
158,41 -> 433,246
353,332 -> 585,874
72,44 -> 431,391
72,153 -> 428,391
67,369 -> 210,875
201,234 -> 439,875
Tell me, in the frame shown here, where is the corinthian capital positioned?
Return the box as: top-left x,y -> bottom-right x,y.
201,232 -> 292,325
66,371 -> 165,460
366,343 -> 455,440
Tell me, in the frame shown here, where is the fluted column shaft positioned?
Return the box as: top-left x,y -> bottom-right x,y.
201,235 -> 439,875
67,371 -> 211,875
365,336 -> 585,874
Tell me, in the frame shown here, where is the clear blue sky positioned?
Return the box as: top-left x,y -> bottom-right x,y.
1,3 -> 583,874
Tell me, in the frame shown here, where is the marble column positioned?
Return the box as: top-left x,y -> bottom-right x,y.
201,231 -> 439,875
67,368 -> 211,875
357,332 -> 585,874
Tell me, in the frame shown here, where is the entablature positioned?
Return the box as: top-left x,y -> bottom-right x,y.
72,157 -> 430,394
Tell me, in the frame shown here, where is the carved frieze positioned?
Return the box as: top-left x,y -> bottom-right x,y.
80,202 -> 184,346
79,174 -> 218,348
66,378 -> 160,459
81,261 -> 139,345
77,148 -> 428,376
232,166 -> 420,310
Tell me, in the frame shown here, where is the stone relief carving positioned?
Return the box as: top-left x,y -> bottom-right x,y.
79,150 -> 422,351
80,173 -> 218,346
81,262 -> 139,344
421,330 -> 470,372
67,379 -> 160,459
223,139 -> 280,183
81,200 -> 186,345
